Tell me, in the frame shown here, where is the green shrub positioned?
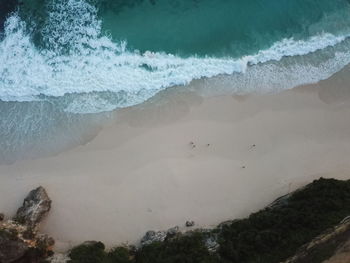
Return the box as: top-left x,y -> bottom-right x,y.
136,232 -> 220,263
218,178 -> 350,263
68,242 -> 106,263
105,247 -> 134,263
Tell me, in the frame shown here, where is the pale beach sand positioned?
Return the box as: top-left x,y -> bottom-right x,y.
1,66 -> 350,251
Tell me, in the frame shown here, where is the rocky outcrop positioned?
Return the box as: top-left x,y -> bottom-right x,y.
14,186 -> 51,228
0,220 -> 54,263
0,225 -> 28,263
186,221 -> 195,227
167,226 -> 180,237
141,230 -> 167,246
140,226 -> 181,246
204,236 -> 219,253
0,187 -> 54,263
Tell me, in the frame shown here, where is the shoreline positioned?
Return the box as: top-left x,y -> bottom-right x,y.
1,66 -> 350,251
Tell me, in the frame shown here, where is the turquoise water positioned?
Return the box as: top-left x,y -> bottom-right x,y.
14,0 -> 350,57
0,0 -> 350,162
98,0 -> 350,57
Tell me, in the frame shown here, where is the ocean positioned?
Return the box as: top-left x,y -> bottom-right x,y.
1,0 -> 350,162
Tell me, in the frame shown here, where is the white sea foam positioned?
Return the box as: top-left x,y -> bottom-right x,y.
0,0 -> 349,113
247,33 -> 349,65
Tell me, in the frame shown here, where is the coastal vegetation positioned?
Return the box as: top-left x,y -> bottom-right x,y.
67,178 -> 350,263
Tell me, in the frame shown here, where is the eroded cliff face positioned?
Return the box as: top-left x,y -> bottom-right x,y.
284,216 -> 350,263
324,238 -> 350,263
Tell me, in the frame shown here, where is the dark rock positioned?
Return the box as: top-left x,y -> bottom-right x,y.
14,186 -> 51,228
22,228 -> 35,240
0,222 -> 55,263
0,213 -> 4,221
36,234 -> 55,249
268,186 -> 306,209
186,221 -> 195,227
141,230 -> 167,246
167,226 -> 180,237
0,229 -> 28,263
268,192 -> 292,209
217,220 -> 238,229
205,236 -> 219,253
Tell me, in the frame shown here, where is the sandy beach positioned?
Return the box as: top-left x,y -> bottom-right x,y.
1,66 -> 350,252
